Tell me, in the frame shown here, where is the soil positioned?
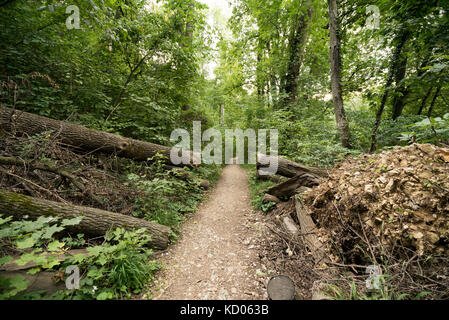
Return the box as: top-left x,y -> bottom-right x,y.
148,165 -> 270,300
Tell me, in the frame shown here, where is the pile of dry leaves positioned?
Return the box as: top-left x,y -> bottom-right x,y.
304,144 -> 449,262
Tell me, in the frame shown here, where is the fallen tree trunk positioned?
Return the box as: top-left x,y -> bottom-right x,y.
255,170 -> 282,183
257,154 -> 328,179
0,107 -> 198,167
294,195 -> 327,264
267,174 -> 320,199
262,194 -> 281,204
0,189 -> 171,249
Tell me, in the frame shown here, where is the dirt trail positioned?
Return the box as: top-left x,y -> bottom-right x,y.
150,164 -> 268,300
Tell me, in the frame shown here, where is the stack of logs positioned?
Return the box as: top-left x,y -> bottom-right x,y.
0,107 -> 206,250
257,154 -> 330,266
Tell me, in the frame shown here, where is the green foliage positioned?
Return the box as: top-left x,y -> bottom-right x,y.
0,0 -> 213,143
347,109 -> 426,150
243,165 -> 277,212
125,154 -> 205,229
0,215 -> 161,301
54,228 -> 159,300
0,215 -> 82,299
1,0 -> 448,302
399,113 -> 449,145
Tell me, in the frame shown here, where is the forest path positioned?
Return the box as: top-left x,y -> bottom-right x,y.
149,164 -> 268,300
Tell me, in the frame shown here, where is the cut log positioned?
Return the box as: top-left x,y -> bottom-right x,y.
267,174 -> 320,199
294,195 -> 328,264
262,194 -> 281,204
199,180 -> 210,190
0,271 -> 66,295
257,154 -> 328,179
0,189 -> 171,249
255,170 -> 282,183
267,275 -> 296,300
0,107 -> 199,167
1,249 -> 89,272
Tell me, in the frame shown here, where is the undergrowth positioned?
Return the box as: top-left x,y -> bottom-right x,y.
0,133 -> 221,300
241,164 -> 278,213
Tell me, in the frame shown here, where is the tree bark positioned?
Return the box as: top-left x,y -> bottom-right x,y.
257,154 -> 329,179
294,195 -> 327,264
417,87 -> 433,115
328,0 -> 351,148
267,174 -> 321,199
262,194 -> 281,204
392,48 -> 432,119
370,29 -> 410,153
427,85 -> 441,118
0,107 -> 198,167
281,7 -> 313,109
0,189 -> 171,249
391,50 -> 409,120
256,170 -> 282,183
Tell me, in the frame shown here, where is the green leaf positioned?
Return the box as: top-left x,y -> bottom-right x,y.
16,236 -> 37,249
96,290 -> 114,300
26,267 -> 42,275
43,257 -> 61,269
0,216 -> 12,226
396,293 -> 409,300
87,246 -> 104,256
0,255 -> 13,268
413,292 -> 432,300
16,251 -> 46,267
71,253 -> 87,264
7,275 -> 29,295
42,225 -> 64,239
48,240 -> 65,252
97,255 -> 108,266
61,217 -> 83,227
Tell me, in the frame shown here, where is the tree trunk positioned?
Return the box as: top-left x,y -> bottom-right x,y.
418,87 -> 433,115
267,174 -> 321,199
391,50 -> 409,120
0,189 -> 171,249
370,29 -> 410,153
0,107 -> 198,166
427,85 -> 441,118
281,7 -> 313,109
294,195 -> 327,264
262,194 -> 281,204
256,170 -> 282,183
328,0 -> 351,148
257,154 -> 329,179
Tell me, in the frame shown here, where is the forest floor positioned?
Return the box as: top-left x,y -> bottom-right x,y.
147,164 -> 270,300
